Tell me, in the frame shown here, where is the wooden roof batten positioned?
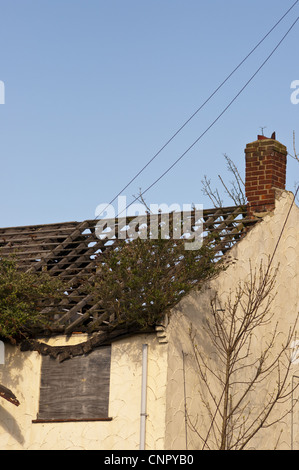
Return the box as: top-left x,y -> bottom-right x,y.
0,205 -> 258,338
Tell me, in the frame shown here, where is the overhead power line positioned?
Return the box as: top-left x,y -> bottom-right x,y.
96,0 -> 299,220
115,14 -> 299,219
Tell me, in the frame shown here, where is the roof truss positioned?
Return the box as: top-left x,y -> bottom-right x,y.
0,206 -> 258,335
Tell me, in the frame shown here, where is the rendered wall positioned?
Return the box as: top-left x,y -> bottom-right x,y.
0,332 -> 168,450
165,190 -> 299,450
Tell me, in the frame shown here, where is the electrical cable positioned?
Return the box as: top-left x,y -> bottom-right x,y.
114,15 -> 299,219
95,0 -> 299,220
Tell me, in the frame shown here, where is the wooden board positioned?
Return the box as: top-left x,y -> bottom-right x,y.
37,346 -> 111,421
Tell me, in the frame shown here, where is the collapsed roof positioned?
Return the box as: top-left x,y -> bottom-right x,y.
0,206 -> 257,340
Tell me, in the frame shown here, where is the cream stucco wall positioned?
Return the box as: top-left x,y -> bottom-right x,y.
0,332 -> 168,450
2,190 -> 299,450
165,190 -> 299,450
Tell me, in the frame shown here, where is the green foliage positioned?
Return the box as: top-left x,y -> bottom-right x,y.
0,235 -> 221,341
0,257 -> 64,342
94,237 -> 220,329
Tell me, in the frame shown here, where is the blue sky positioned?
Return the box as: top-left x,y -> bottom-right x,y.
0,0 -> 298,227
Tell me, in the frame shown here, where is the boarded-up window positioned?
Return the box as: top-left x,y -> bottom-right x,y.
37,346 -> 111,421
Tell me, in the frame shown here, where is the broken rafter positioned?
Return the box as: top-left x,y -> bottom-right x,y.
0,384 -> 20,406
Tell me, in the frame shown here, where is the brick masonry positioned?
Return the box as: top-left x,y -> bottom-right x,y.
245,135 -> 287,216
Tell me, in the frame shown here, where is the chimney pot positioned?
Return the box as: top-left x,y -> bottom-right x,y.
257,134 -> 269,140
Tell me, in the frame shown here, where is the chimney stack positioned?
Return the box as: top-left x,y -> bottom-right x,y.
245,134 -> 287,216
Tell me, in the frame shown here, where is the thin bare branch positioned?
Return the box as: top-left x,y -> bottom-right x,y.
188,259 -> 299,450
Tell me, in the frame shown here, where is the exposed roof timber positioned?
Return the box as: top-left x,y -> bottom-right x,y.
0,384 -> 20,406
0,206 -> 258,336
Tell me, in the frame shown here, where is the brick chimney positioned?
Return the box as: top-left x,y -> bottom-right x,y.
245,134 -> 287,216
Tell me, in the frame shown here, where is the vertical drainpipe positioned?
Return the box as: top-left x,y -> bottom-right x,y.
139,344 -> 148,450
0,341 -> 4,365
